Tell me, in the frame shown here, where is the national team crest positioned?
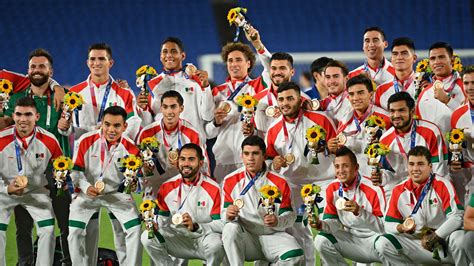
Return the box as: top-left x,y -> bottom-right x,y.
197,201 -> 206,207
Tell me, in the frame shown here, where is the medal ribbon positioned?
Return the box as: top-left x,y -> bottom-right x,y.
282,110 -> 304,152
363,58 -> 385,80
90,78 -> 113,123
338,173 -> 361,201
227,77 -> 250,101
14,127 -> 37,176
98,136 -> 119,181
177,174 -> 201,211
395,120 -> 418,160
161,119 -> 183,152
411,173 -> 435,216
239,169 -> 264,196
393,73 -> 415,93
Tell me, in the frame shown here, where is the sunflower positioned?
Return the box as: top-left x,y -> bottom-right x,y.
140,136 -> 160,150
365,145 -> 377,158
305,125 -> 326,143
121,155 -> 143,171
227,7 -> 247,25
376,143 -> 391,156
452,54 -> 463,73
260,185 -> 280,200
64,92 -> 84,111
53,156 -> 73,171
0,79 -> 13,95
236,94 -> 258,108
140,199 -> 155,212
301,184 -> 313,198
366,115 -> 386,128
416,59 -> 431,73
449,128 -> 464,144
136,65 -> 158,77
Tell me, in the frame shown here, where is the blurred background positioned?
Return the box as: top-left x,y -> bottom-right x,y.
1,0 -> 473,90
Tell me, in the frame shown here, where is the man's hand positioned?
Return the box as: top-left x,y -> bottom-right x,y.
244,26 -> 263,49
343,200 -> 360,216
421,231 -> 441,252
181,212 -> 196,231
86,185 -> 99,198
195,70 -> 210,88
137,92 -> 149,110
301,100 -> 313,112
433,85 -> 450,104
263,214 -> 278,227
57,116 -> 71,131
241,122 -> 254,137
214,107 -> 228,126
327,137 -> 339,154
53,85 -> 66,112
396,220 -> 416,234
116,79 -> 130,89
143,163 -> 154,176
272,155 -> 288,171
7,180 -> 26,195
308,214 -> 322,230
450,161 -> 462,172
226,205 -> 240,221
370,169 -> 382,186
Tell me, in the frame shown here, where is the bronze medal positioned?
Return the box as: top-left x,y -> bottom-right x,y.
284,153 -> 295,165
265,106 -> 276,117
95,180 -> 105,193
168,150 -> 179,162
233,198 -> 244,209
172,213 -> 183,225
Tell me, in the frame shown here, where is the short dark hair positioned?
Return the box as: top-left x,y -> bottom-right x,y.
429,41 -> 453,57
324,60 -> 349,77
161,37 -> 185,52
241,135 -> 266,155
408,146 -> 431,164
387,91 -> 415,111
15,97 -> 37,112
346,74 -> 374,92
179,143 -> 204,161
88,43 -> 113,59
364,26 -> 386,41
221,42 -> 256,73
310,57 -> 333,75
335,146 -> 358,166
391,37 -> 415,52
29,48 -> 53,67
462,65 -> 474,77
161,90 -> 184,106
102,106 -> 127,122
277,81 -> 301,95
270,52 -> 293,68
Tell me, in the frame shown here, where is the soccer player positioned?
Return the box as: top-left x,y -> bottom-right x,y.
68,106 -> 142,265
222,136 -> 304,265
374,146 -> 469,265
0,97 -> 63,266
309,56 -> 333,100
141,143 -> 224,265
312,147 -> 386,264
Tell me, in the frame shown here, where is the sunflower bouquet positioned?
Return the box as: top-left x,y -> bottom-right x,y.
118,154 -> 143,194
300,184 -> 323,222
227,7 -> 256,42
139,136 -> 160,168
0,79 -> 13,111
445,128 -> 466,164
258,185 -> 281,215
62,92 -> 84,120
236,93 -> 259,124
364,143 -> 391,185
52,156 -> 73,196
305,125 -> 327,164
364,115 -> 386,144
140,199 -> 159,239
135,65 -> 158,95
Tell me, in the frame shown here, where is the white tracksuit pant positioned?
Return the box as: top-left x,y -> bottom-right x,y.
68,192 -> 141,265
0,191 -> 55,266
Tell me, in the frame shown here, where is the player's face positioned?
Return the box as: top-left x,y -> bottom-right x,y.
241,145 -> 265,175
178,148 -> 203,180
325,67 -> 347,96
429,48 -> 453,78
463,73 -> 474,105
363,31 -> 387,61
13,106 -> 40,136
347,84 -> 372,114
160,42 -> 185,71
388,100 -> 413,130
277,89 -> 301,119
28,56 -> 52,87
270,60 -> 294,86
334,155 -> 358,185
160,96 -> 183,129
101,114 -> 127,143
391,45 -> 417,72
408,155 -> 432,184
226,50 -> 250,80
87,49 -> 113,79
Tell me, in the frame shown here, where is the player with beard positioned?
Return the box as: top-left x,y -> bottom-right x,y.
376,92 -> 448,199
141,143 -> 224,265
3,48 -> 73,265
